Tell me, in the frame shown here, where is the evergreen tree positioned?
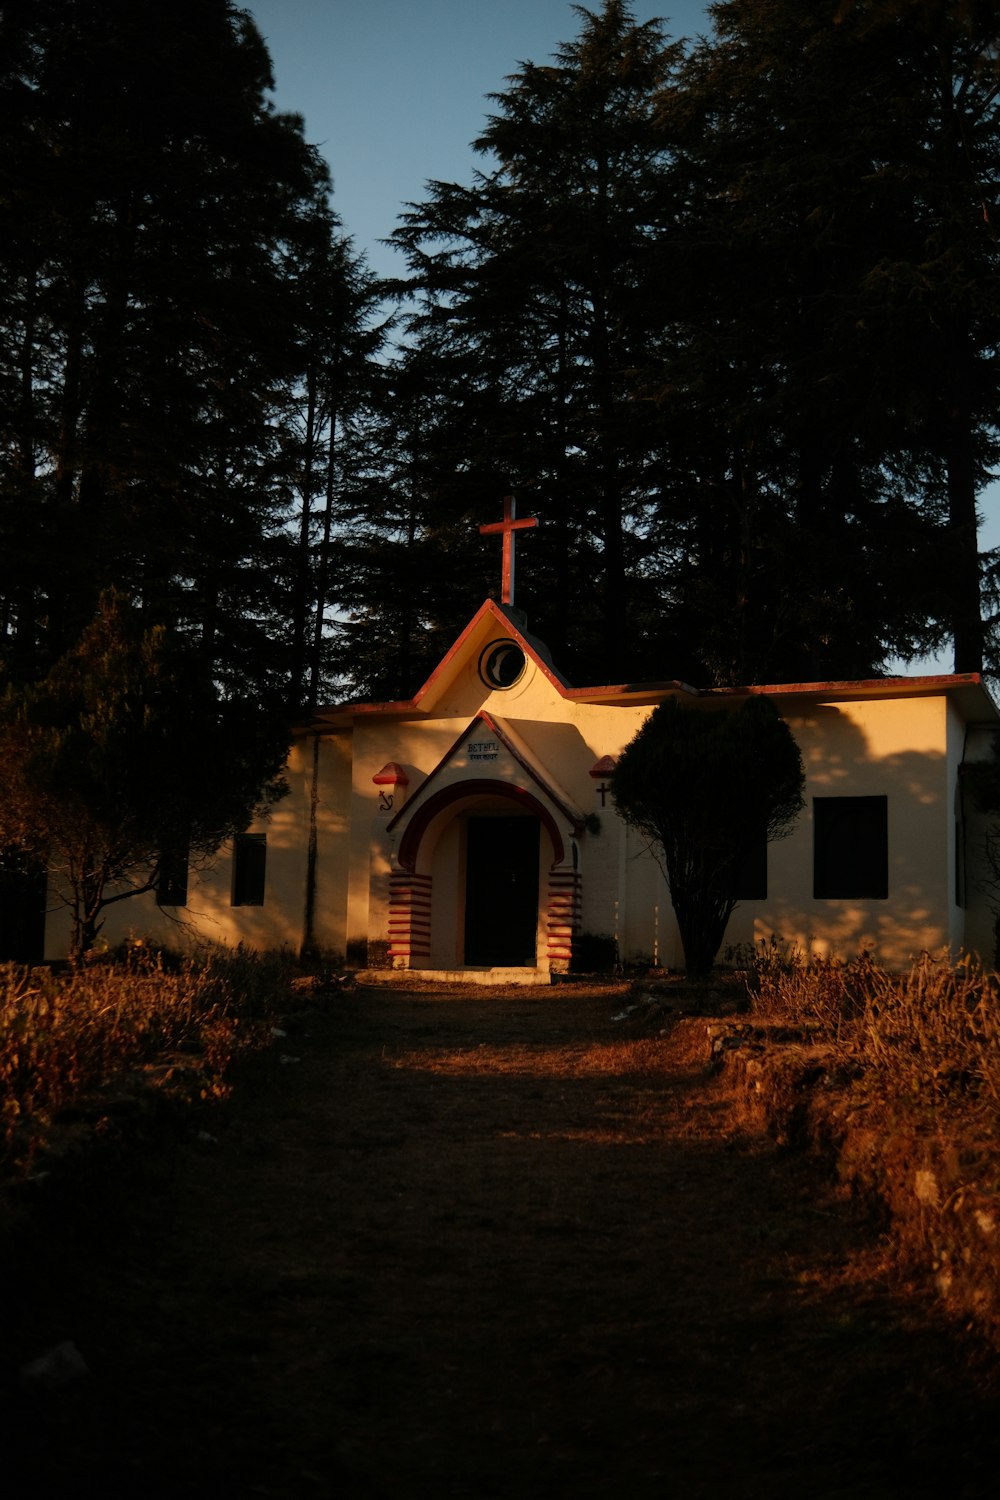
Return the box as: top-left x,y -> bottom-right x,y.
669,0 -> 1000,679
388,1 -> 686,683
0,0 -> 387,964
326,338 -> 468,702
0,0 -> 359,710
376,0 -> 1000,689
0,593 -> 287,958
281,216 -> 387,711
612,695 -> 805,977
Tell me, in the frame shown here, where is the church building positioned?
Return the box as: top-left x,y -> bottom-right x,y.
42,503 -> 1000,978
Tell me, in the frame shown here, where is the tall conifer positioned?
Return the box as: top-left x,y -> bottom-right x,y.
389,0 -> 685,683
671,0 -> 1000,677
0,0 -> 363,705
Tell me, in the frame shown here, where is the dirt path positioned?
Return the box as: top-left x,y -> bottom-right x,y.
4,983 -> 999,1498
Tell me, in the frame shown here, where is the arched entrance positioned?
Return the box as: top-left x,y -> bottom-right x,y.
389,780 -> 576,973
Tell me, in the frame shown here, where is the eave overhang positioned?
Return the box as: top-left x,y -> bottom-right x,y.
294,600 -> 1000,732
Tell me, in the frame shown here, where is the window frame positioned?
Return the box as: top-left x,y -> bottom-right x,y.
231,832 -> 267,907
813,795 -> 888,900
156,845 -> 189,908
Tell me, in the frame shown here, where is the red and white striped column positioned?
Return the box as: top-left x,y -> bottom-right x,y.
546,867 -> 581,972
387,870 -> 432,967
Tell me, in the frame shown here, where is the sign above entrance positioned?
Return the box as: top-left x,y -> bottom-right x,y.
385,710 -> 588,854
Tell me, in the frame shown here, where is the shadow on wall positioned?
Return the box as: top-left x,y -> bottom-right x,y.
750,702 -> 957,967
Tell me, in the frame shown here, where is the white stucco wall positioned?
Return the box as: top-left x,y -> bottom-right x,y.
39,601 -> 997,974
731,695 -> 950,967
43,727 -> 352,962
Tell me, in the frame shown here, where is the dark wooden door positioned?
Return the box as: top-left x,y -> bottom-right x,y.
464,817 -> 539,966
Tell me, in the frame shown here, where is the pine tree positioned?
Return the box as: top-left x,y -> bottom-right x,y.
669,0 -> 1000,678
0,0 -> 358,708
281,216 -> 387,711
0,592 -> 288,957
0,0 -> 382,957
387,1 -> 686,683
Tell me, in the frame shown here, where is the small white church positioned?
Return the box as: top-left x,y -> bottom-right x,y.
45,503 -> 1000,979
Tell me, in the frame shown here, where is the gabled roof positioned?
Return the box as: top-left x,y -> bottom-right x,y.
302,600 -> 1000,730
407,599 -> 572,710
705,673 -> 999,723
306,600 -> 572,729
385,709 -> 585,835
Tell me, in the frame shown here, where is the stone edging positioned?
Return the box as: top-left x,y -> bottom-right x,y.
707,1021 -> 1000,1347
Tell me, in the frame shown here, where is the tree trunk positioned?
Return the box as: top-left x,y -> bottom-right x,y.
946,414 -> 983,675
291,366 -> 320,708
671,881 -> 736,980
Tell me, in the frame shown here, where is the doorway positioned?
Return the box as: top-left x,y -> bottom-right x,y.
464,816 -> 540,966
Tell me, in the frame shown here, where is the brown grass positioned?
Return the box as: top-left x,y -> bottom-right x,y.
0,946 -> 287,1177
740,941 -> 1000,1115
731,943 -> 1000,1344
391,1035 -> 670,1080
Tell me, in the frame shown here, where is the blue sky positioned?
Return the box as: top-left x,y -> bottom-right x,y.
246,1 -> 711,276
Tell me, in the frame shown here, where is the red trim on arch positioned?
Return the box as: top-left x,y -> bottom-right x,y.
385,710 -> 584,837
396,780 -> 565,872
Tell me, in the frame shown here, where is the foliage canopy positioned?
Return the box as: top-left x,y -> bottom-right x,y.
611,695 -> 805,976
0,594 -> 287,958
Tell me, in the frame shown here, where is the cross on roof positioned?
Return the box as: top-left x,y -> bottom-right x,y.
479,494 -> 538,607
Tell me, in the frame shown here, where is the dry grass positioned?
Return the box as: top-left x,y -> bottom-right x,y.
390,1035 -> 670,1080
734,944 -> 1000,1344
0,946 -> 287,1177
740,940 -> 1000,1115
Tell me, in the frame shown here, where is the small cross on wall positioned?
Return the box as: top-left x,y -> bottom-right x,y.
479,494 -> 538,607
589,755 -> 617,808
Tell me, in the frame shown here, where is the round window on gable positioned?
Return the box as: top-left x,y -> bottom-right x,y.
478,638 -> 526,690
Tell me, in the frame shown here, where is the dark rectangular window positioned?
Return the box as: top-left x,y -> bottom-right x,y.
0,848 -> 47,962
813,796 -> 888,899
157,846 -> 189,908
232,833 -> 266,907
734,828 -> 767,901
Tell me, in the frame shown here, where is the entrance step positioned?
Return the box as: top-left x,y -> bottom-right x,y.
355,967 -> 553,988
